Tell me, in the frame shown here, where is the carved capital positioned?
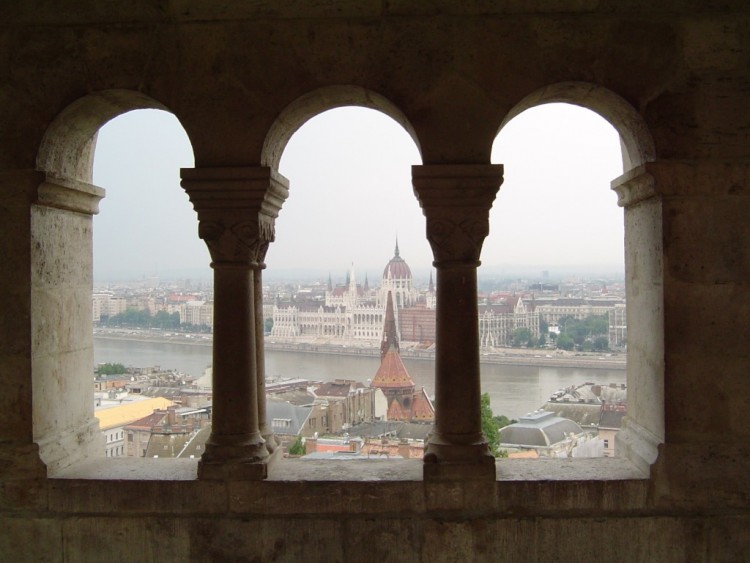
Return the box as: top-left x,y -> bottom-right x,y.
611,166 -> 657,208
197,216 -> 274,264
181,167 -> 289,264
36,175 -> 105,215
412,164 -> 503,265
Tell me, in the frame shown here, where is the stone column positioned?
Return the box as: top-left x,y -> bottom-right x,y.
254,259 -> 277,452
181,167 -> 288,479
626,160 -> 750,506
610,166 -> 663,475
32,175 -> 106,475
412,164 -> 503,480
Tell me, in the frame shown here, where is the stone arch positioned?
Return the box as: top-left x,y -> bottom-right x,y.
496,82 -> 655,172
32,90 -> 192,474
37,89 -> 180,183
261,85 -> 422,170
493,82 -> 663,472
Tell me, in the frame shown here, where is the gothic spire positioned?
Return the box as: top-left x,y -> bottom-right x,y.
327,273 -> 333,292
394,238 -> 400,258
380,291 -> 400,360
428,271 -> 434,292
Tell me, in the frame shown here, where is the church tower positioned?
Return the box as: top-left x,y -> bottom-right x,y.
371,291 -> 433,422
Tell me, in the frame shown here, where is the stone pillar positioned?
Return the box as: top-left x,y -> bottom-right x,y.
627,160 -> 750,507
32,175 -> 106,475
610,166 -> 663,475
0,170 -> 49,485
181,167 -> 288,479
412,164 -> 503,480
254,260 -> 277,452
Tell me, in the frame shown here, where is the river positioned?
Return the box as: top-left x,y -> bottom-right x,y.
94,337 -> 626,420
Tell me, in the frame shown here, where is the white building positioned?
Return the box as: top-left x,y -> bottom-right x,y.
271,243 -> 427,344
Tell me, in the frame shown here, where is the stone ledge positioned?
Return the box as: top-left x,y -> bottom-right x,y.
49,456 -> 646,483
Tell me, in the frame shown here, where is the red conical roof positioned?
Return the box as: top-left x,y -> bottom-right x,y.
410,388 -> 435,421
387,399 -> 409,422
372,348 -> 416,389
372,291 -> 415,390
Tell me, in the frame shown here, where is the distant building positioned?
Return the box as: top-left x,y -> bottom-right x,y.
499,411 -> 601,458
125,406 -> 209,458
598,403 -> 627,458
179,300 -> 214,329
541,382 -> 627,457
479,295 -> 540,347
313,380 -> 388,432
370,292 -> 435,423
533,297 -> 625,325
95,396 -> 175,458
271,243 -> 434,343
608,303 -> 627,349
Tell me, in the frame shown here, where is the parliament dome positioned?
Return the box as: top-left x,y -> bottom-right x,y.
382,241 -> 412,280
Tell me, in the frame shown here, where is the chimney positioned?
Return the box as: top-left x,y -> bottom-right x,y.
398,438 -> 411,459
167,406 -> 176,426
305,436 -> 317,454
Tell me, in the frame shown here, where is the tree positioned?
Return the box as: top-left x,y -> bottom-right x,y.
288,435 -> 305,456
593,336 -> 609,351
556,334 -> 575,350
493,414 -> 517,430
481,393 -> 500,456
264,317 -> 274,334
511,327 -> 533,347
95,363 -> 126,376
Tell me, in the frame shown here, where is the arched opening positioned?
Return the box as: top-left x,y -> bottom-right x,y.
91,109 -> 207,459
263,98 -> 435,454
484,85 -> 662,472
32,92 -> 197,473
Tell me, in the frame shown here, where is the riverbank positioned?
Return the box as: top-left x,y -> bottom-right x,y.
93,329 -> 625,370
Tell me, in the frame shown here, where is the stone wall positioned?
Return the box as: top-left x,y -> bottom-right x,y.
1,2 -> 749,560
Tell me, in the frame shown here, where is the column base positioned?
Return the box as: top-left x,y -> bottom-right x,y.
198,445 -> 281,481
424,431 -> 493,462
423,432 -> 496,482
0,441 -> 48,481
261,431 -> 279,453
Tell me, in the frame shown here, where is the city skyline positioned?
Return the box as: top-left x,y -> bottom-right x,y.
92,104 -> 624,282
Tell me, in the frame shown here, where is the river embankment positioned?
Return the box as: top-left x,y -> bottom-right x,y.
94,328 -> 626,370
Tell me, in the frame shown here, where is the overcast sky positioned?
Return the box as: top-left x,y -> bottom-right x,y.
92,103 -> 623,284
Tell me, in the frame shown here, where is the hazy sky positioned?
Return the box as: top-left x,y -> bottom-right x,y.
92,103 -> 623,284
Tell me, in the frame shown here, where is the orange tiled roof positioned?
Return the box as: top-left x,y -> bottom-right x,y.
387,399 -> 410,422
371,348 -> 416,389
410,388 -> 435,422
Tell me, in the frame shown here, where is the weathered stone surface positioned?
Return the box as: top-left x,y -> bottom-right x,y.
63,516 -> 191,563
0,517 -> 62,563
1,2 -> 750,561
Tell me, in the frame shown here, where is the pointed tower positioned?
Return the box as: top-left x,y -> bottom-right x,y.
428,271 -> 434,293
327,273 -> 333,292
371,292 -> 416,421
379,290 -> 400,360
348,262 -> 357,308
364,273 -> 370,292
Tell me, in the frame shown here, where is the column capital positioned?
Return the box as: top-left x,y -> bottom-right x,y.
36,175 -> 105,215
412,164 -> 503,265
611,166 -> 657,208
181,167 -> 289,264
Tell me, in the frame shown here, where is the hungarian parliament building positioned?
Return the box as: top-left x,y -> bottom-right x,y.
270,244 -> 543,348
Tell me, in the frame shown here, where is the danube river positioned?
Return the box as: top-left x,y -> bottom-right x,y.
94,337 -> 626,420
